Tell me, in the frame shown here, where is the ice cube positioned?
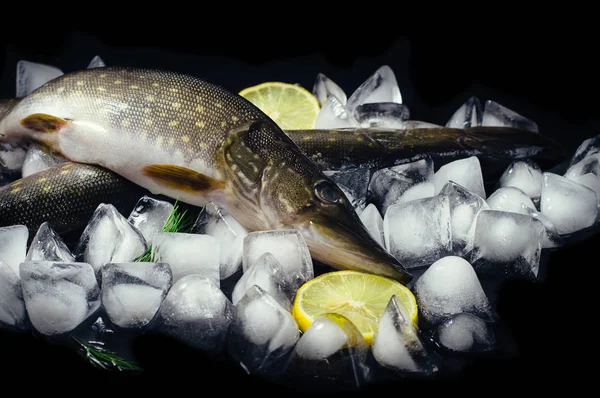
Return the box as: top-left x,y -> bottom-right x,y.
151,232 -> 220,286
445,96 -> 483,129
371,295 -> 437,374
19,261 -> 101,336
540,172 -> 598,234
156,275 -> 234,353
433,313 -> 496,353
481,100 -> 539,132
413,256 -> 495,326
569,134 -> 600,168
521,205 -> 564,249
101,262 -> 172,329
323,168 -> 371,213
312,73 -> 347,107
433,156 -> 486,199
471,210 -> 545,278
353,102 -> 410,129
346,65 -> 402,114
127,196 -> 174,245
567,173 -> 600,203
564,153 -> 600,180
16,60 -> 64,98
439,181 -> 489,255
368,157 -> 434,216
75,204 -> 147,276
87,55 -> 106,69
243,230 -> 313,291
21,145 -> 66,178
485,186 -> 537,215
383,195 -> 452,269
0,225 -> 29,277
359,203 -> 385,249
0,260 -> 27,329
282,313 -> 370,391
498,160 -> 543,200
228,285 -> 299,375
314,95 -> 359,129
231,253 -> 292,310
25,222 -> 75,262
191,202 -> 247,279
0,143 -> 27,174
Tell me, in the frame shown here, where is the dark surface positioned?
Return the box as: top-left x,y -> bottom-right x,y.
0,21 -> 597,396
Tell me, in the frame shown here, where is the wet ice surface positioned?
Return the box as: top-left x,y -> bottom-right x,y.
522,205 -> 564,249
228,286 -> 299,376
312,73 -> 347,107
346,65 -> 403,114
446,96 -> 483,129
243,230 -> 313,292
0,143 -> 28,176
151,232 -> 220,286
101,262 -> 172,329
433,313 -> 496,353
486,186 -> 537,215
498,160 -> 543,200
569,134 -> 600,167
156,275 -> 233,353
481,100 -> 539,132
87,55 -> 106,69
25,222 -> 75,262
0,225 -> 29,276
21,145 -> 66,178
16,60 -> 64,98
19,261 -> 101,336
323,168 -> 371,214
75,204 -> 147,276
413,256 -> 495,326
192,202 -> 249,279
353,102 -> 410,129
127,196 -> 174,245
433,156 -> 486,199
314,94 -> 359,129
0,260 -> 26,329
383,195 -> 452,269
359,203 -> 385,249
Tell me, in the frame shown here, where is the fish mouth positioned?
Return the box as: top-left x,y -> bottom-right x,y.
299,213 -> 412,284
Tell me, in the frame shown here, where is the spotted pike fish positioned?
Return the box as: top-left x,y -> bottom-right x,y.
0,67 -> 413,283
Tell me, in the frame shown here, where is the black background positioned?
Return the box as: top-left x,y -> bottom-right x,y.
0,14 -> 596,396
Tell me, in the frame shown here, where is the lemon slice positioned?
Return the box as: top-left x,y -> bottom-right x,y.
292,270 -> 418,345
239,82 -> 320,130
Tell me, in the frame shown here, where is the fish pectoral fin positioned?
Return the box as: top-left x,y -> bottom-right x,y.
141,164 -> 226,193
20,113 -> 70,133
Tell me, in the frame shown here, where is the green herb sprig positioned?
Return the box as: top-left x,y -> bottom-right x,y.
74,338 -> 142,372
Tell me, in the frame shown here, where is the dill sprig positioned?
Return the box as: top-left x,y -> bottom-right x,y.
73,338 -> 142,372
135,200 -> 195,262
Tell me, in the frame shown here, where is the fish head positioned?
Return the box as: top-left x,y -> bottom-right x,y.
219,120 -> 412,284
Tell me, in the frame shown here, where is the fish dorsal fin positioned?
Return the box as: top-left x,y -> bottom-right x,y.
20,114 -> 70,133
141,164 -> 226,194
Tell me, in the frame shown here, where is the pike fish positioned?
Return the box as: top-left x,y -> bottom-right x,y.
0,67 -> 413,283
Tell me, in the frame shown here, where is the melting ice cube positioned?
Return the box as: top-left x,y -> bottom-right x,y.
359,203 -> 385,249
433,156 -> 486,199
0,143 -> 28,174
498,160 -> 543,200
471,210 -> 545,278
75,203 -> 147,275
383,195 -> 452,269
346,65 -> 402,114
0,225 -> 28,277
151,232 -> 220,286
228,285 -> 299,376
87,55 -> 106,69
481,100 -> 539,132
323,168 -> 371,214
433,312 -> 496,353
485,186 -> 537,215
231,253 -> 292,310
314,95 -> 359,129
282,313 -> 370,391
156,275 -> 234,353
16,60 -> 64,98
413,256 -> 495,326
101,262 -> 172,329
192,202 -> 248,279
446,96 -> 483,129
0,260 -> 27,329
353,102 -> 410,129
371,295 -> 437,375
243,230 -> 313,291
21,145 -> 66,178
569,134 -> 600,168
25,222 -> 75,262
368,157 -> 434,216
540,172 -> 598,235
564,153 -> 600,180
127,196 -> 174,245
312,73 -> 347,107
522,205 -> 564,249
19,261 -> 101,336
439,181 -> 489,256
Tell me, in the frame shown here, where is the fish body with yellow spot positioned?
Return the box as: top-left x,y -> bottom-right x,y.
0,67 -> 412,283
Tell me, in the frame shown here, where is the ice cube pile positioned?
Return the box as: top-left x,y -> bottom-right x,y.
2,61 -> 600,392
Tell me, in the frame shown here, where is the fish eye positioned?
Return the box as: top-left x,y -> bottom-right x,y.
314,180 -> 341,204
